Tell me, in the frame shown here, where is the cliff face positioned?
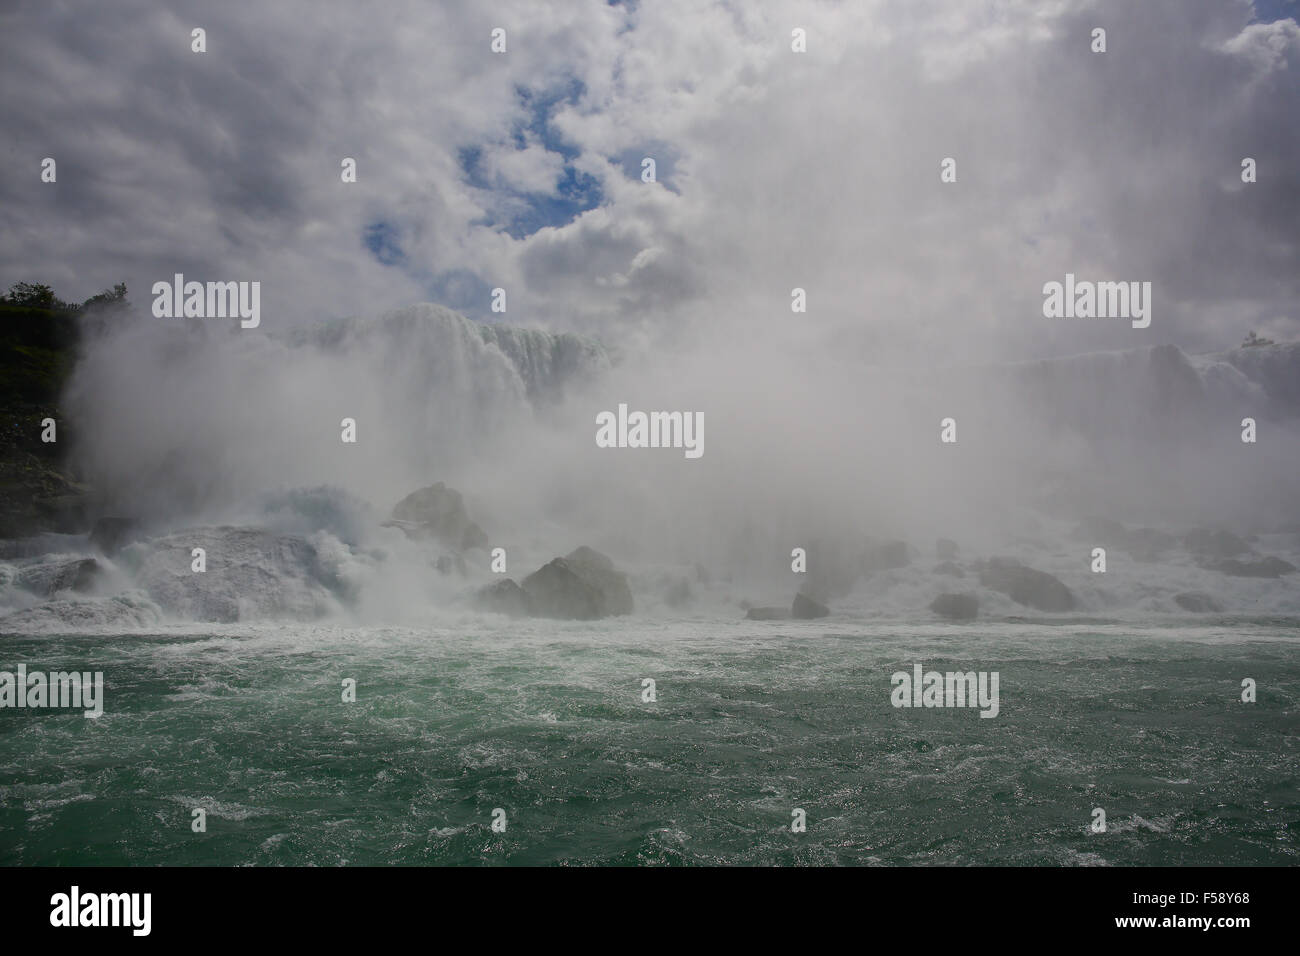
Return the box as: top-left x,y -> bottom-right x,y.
0,302 -> 87,537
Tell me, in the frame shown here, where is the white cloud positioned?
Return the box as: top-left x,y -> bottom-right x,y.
0,0 -> 1294,361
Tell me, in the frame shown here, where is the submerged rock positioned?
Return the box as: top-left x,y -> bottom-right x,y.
1183,529 -> 1249,560
791,592 -> 829,619
978,557 -> 1075,612
929,592 -> 979,620
1207,556 -> 1296,578
1174,592 -> 1222,613
521,546 -> 633,620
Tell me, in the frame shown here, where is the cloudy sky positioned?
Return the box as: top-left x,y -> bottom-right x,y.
1,0 -> 1296,363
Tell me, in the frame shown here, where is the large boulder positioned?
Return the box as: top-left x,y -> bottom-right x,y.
388,483 -> 488,552
13,557 -> 102,596
1073,518 -> 1175,562
978,557 -> 1076,612
745,606 -> 791,621
520,547 -> 633,620
791,591 -> 829,619
935,538 -> 959,561
1122,527 -> 1178,562
474,578 -> 531,617
1208,556 -> 1296,578
1183,529 -> 1250,560
862,539 -> 911,575
1174,592 -> 1222,613
929,592 -> 979,620
126,527 -> 342,622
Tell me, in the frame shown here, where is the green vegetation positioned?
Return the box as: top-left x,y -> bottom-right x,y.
0,281 -> 127,536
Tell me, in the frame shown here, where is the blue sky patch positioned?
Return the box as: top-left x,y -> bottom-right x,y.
457,78 -> 605,239
363,221 -> 406,266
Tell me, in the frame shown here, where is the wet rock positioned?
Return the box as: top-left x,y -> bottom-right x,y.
936,538 -> 959,561
13,557 -> 101,596
474,578 -> 531,617
520,546 -> 633,620
1207,556 -> 1296,578
791,592 -> 829,619
745,606 -> 791,621
389,483 -> 488,552
1174,592 -> 1222,613
862,539 -> 910,575
929,592 -> 979,620
933,561 -> 965,577
978,557 -> 1076,612
1183,529 -> 1250,560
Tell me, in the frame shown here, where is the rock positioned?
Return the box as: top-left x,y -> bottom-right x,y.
389,483 -> 488,552
1174,592 -> 1222,613
978,557 -> 1076,612
520,546 -> 633,619
562,547 -> 634,615
129,527 -> 339,622
474,578 -> 531,617
929,592 -> 979,620
13,557 -> 101,596
936,538 -> 959,561
1183,529 -> 1249,560
1123,527 -> 1177,562
933,561 -> 965,577
1074,518 -> 1175,562
791,592 -> 829,619
863,539 -> 910,575
1207,556 -> 1296,578
522,560 -> 602,619
0,445 -> 90,538
745,606 -> 791,621
89,516 -> 141,556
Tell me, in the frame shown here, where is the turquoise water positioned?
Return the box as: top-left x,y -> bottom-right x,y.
1,619 -> 1297,865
